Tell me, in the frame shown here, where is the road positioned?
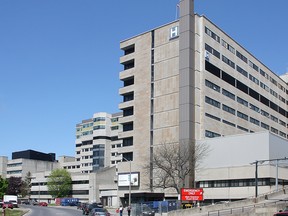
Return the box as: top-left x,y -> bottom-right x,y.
20,205 -> 84,216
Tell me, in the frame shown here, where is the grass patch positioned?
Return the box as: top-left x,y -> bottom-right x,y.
2,208 -> 29,216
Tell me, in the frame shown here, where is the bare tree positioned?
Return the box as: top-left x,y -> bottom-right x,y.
144,141 -> 209,195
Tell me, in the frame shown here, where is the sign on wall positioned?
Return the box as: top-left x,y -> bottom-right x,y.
181,188 -> 204,201
118,172 -> 139,187
170,26 -> 179,39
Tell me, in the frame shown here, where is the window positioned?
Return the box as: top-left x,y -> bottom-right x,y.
260,69 -> 269,79
205,130 -> 221,138
249,60 -> 259,72
205,27 -> 220,43
123,77 -> 134,87
123,137 -> 133,147
123,59 -> 135,70
250,104 -> 260,113
93,117 -> 105,122
205,113 -> 221,121
279,119 -> 286,127
93,125 -> 105,130
236,51 -> 248,63
123,107 -> 134,117
221,39 -> 235,54
205,79 -> 220,92
237,111 -> 248,121
270,77 -> 277,86
236,65 -> 248,77
250,117 -> 260,126
270,115 -> 278,123
122,152 -> 133,161
249,74 -> 259,85
205,96 -> 220,108
261,122 -> 269,130
222,119 -> 235,127
222,89 -> 235,100
123,44 -> 135,55
222,104 -> 235,115
111,117 -> 119,122
205,61 -> 220,78
271,127 -> 278,134
111,126 -> 119,130
222,71 -> 235,86
260,110 -> 269,118
279,95 -> 285,103
205,44 -> 220,59
270,89 -> 278,98
236,80 -> 248,93
123,92 -> 134,102
237,97 -> 248,107
260,82 -> 269,92
222,55 -> 235,69
279,131 -> 286,138
237,125 -> 249,132
123,122 -> 133,131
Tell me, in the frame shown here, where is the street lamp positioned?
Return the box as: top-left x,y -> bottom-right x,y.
121,156 -> 132,207
250,157 -> 288,198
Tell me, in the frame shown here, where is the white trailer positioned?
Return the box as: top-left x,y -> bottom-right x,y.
3,195 -> 18,208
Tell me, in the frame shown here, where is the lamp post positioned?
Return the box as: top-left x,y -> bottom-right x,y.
121,156 -> 132,207
251,157 -> 288,198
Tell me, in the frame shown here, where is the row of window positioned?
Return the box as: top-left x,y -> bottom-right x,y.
205,110 -> 287,139
205,79 -> 287,129
7,163 -> 22,167
205,26 -> 287,96
205,44 -> 287,104
197,178 -> 283,188
205,61 -> 288,119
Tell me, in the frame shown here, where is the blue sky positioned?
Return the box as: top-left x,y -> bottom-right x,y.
0,0 -> 287,159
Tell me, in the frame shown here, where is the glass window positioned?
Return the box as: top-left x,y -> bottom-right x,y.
222,55 -> 235,69
205,79 -> 220,92
205,44 -> 220,59
222,89 -> 235,100
205,96 -> 221,108
222,104 -> 235,115
237,97 -> 248,107
237,111 -> 248,121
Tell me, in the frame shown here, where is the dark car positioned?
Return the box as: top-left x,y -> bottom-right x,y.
83,203 -> 103,215
22,201 -> 30,205
141,205 -> 155,216
2,202 -> 13,209
274,212 -> 288,216
89,207 -> 110,216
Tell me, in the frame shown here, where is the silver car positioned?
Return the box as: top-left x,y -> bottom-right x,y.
89,207 -> 110,216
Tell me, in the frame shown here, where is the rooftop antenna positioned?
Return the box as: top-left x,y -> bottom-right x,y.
175,1 -> 180,20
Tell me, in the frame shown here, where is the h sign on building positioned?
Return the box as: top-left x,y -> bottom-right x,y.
181,188 -> 204,201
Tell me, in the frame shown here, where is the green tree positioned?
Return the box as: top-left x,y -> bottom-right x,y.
0,176 -> 8,198
20,171 -> 32,198
6,176 -> 22,195
47,169 -> 72,198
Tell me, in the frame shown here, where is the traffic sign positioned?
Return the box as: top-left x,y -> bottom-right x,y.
181,188 -> 203,201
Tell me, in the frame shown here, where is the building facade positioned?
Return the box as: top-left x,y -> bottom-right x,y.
75,112 -> 122,173
117,0 -> 288,202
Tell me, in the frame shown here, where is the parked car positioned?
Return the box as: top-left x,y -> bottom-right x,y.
39,202 -> 48,207
2,201 -> 13,209
274,212 -> 288,216
32,201 -> 39,206
89,207 -> 110,216
83,203 -> 103,215
141,205 -> 155,216
22,200 -> 30,205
